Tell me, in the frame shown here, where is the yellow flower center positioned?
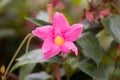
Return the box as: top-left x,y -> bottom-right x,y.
54,36 -> 65,46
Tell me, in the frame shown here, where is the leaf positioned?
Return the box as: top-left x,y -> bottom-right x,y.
10,49 -> 63,72
25,71 -> 52,80
101,15 -> 120,43
96,29 -> 113,50
25,17 -> 51,26
77,32 -> 104,65
66,57 -> 80,70
101,45 -> 117,64
36,11 -> 48,22
78,59 -> 109,80
19,64 -> 36,80
0,0 -> 11,12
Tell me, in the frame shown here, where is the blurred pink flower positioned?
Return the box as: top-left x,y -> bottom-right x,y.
32,12 -> 83,59
85,11 -> 95,22
99,7 -> 110,19
51,0 -> 60,6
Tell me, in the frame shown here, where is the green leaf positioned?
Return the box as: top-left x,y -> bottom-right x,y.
66,57 -> 80,70
78,59 -> 109,80
25,17 -> 51,26
19,64 -> 36,80
10,49 -> 62,72
101,15 -> 120,43
64,57 -> 80,80
25,72 -> 52,80
101,45 -> 117,64
96,29 -> 113,50
0,0 -> 11,12
77,32 -> 104,65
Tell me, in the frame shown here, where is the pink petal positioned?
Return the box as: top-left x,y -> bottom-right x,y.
42,39 -> 53,53
42,40 -> 60,59
61,41 -> 78,56
65,24 -> 83,41
60,43 -> 70,54
53,12 -> 70,35
43,45 -> 60,60
32,26 -> 53,41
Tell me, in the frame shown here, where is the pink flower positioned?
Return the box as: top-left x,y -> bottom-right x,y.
85,11 -> 95,22
32,12 -> 83,59
99,7 -> 110,19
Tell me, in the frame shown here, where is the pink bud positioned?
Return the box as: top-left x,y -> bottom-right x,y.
85,11 -> 95,22
99,7 -> 110,19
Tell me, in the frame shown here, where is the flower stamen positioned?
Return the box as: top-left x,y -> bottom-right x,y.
54,36 -> 65,46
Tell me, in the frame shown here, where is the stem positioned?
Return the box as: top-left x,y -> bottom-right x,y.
46,3 -> 54,23
25,34 -> 34,57
111,66 -> 117,80
7,73 -> 18,80
4,33 -> 33,77
54,63 -> 61,80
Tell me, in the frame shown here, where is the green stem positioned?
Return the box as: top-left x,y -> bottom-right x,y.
25,34 -> 34,57
111,66 -> 117,80
4,33 -> 33,77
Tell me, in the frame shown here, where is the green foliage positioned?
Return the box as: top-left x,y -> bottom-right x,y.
77,32 -> 104,65
78,59 -> 109,80
101,15 -> 120,43
0,0 -> 11,12
19,64 -> 36,80
25,72 -> 52,80
96,29 -> 113,50
25,17 -> 51,26
10,49 -> 63,72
